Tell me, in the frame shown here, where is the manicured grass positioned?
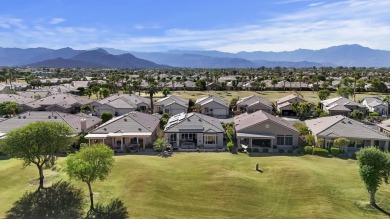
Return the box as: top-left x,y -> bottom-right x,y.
140,90 -> 386,104
1,153 -> 390,218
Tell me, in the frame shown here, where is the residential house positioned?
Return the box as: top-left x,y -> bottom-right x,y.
154,95 -> 188,115
94,94 -> 150,117
378,119 -> 390,135
321,96 -> 367,116
0,94 -> 41,111
164,112 -> 224,150
195,95 -> 229,118
0,84 -> 11,94
306,115 -> 389,152
236,95 -> 273,114
85,111 -> 160,152
234,110 -> 300,150
361,97 -> 388,115
0,111 -> 101,134
275,94 -> 313,116
33,93 -> 95,113
17,90 -> 52,99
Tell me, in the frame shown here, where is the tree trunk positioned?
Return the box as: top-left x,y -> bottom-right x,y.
38,165 -> 44,190
87,182 -> 94,211
150,93 -> 154,114
370,190 -> 376,206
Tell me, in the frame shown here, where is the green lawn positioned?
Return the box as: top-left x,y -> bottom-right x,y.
1,153 -> 390,218
140,90 -> 386,104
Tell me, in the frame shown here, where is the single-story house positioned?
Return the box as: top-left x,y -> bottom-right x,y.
275,94 -> 313,116
306,115 -> 389,152
234,110 -> 300,150
0,94 -> 42,112
236,95 -> 272,114
85,111 -> 160,152
32,93 -> 95,113
94,94 -> 150,117
361,97 -> 388,115
0,111 -> 101,135
195,95 -> 229,118
378,119 -> 390,135
164,112 -> 224,150
153,95 -> 188,115
321,96 -> 367,116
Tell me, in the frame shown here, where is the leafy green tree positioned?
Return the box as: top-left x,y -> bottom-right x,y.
65,143 -> 115,212
318,89 -> 330,101
195,79 -> 206,91
0,121 -> 74,189
292,102 -> 312,121
162,87 -> 171,97
77,87 -> 85,95
337,87 -> 354,98
0,75 -> 5,82
85,89 -> 93,99
101,112 -> 113,123
188,99 -> 195,112
357,147 -> 390,206
333,137 -> 350,152
0,101 -> 22,116
350,110 -> 364,120
153,138 -> 171,153
99,88 -> 110,99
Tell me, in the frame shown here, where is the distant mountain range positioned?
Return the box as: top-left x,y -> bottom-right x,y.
0,44 -> 389,68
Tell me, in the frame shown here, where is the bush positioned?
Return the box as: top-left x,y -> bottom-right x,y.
296,149 -> 302,154
330,147 -> 340,156
303,146 -> 313,154
237,148 -> 245,153
313,148 -> 329,157
246,148 -> 252,153
369,111 -> 380,116
350,152 -> 357,160
252,148 -> 259,152
101,112 -> 113,123
227,141 -> 234,152
278,148 -> 284,153
287,149 -> 293,154
263,148 -> 269,153
293,123 -> 310,135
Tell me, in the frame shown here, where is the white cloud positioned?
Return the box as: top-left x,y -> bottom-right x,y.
134,24 -> 161,30
49,18 -> 66,25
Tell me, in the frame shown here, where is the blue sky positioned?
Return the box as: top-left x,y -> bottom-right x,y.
1,0 -> 389,52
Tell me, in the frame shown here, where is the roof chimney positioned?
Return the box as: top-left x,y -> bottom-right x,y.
80,119 -> 87,133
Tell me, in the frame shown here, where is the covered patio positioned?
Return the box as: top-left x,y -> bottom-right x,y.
85,132 -> 152,152
236,133 -> 275,149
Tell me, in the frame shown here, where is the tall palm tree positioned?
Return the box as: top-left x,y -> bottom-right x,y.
383,95 -> 390,118
145,80 -> 158,114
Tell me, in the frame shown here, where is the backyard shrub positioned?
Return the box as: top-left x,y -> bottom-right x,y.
296,149 -> 302,154
263,148 -> 269,153
287,149 -> 293,154
350,152 -> 357,160
237,148 -> 245,153
369,111 -> 380,116
252,148 -> 259,153
246,148 -> 252,153
330,147 -> 340,156
303,146 -> 313,154
313,148 -> 329,157
227,141 -> 234,152
278,148 -> 284,153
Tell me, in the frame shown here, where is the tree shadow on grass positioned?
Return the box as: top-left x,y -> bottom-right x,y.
6,181 -> 84,219
373,204 -> 390,217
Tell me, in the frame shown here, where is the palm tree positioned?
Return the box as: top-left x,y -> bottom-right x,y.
145,80 -> 158,113
383,95 -> 390,118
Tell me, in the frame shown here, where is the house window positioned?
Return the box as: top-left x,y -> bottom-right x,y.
130,137 -> 138,144
277,135 -> 284,145
277,135 -> 293,146
164,108 -> 169,114
204,135 -> 216,144
181,133 -> 195,140
285,135 -> 293,146
139,106 -> 146,111
348,141 -> 356,147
